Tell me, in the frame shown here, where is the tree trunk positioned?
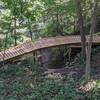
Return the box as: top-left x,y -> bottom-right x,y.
2,33 -> 8,66
85,0 -> 98,77
14,16 -> 17,46
75,0 -> 86,64
28,19 -> 33,40
27,19 -> 36,63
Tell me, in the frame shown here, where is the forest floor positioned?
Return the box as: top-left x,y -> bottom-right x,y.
0,48 -> 100,99
47,48 -> 100,80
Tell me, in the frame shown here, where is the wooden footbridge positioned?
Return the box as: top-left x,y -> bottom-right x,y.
0,35 -> 100,62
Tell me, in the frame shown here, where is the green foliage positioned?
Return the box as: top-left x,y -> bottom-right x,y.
0,58 -> 100,100
74,53 -> 84,65
0,0 -> 100,99
0,63 -> 78,100
43,21 -> 59,37
0,0 -> 100,50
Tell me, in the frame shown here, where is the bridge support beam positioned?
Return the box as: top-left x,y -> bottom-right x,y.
41,48 -> 52,69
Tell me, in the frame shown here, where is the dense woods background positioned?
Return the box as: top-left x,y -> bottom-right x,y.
0,0 -> 100,100
0,0 -> 100,49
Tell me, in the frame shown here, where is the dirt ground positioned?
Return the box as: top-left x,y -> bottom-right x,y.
47,50 -> 100,80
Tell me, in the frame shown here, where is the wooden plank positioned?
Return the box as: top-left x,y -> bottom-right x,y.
0,35 -> 100,62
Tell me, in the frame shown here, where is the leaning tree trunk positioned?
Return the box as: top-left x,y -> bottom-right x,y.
75,0 -> 86,64
85,0 -> 98,78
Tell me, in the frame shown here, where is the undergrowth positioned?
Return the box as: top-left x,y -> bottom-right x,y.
0,58 -> 100,100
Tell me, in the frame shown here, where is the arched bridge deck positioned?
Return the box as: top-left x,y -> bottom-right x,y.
0,35 -> 100,62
